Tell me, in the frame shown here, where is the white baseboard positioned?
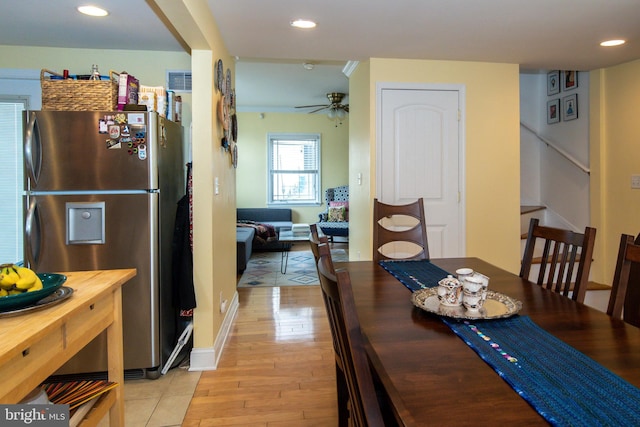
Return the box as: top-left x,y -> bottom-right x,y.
188,290 -> 239,371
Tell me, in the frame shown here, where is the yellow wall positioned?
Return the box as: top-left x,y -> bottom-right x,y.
589,59 -> 640,283
153,0 -> 237,357
349,58 -> 522,272
236,112 -> 349,224
347,61 -> 372,261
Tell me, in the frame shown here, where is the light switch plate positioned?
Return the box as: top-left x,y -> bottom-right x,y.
632,175 -> 640,189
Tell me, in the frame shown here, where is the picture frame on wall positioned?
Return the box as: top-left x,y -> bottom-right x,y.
547,70 -> 560,95
547,99 -> 560,124
562,94 -> 578,121
561,70 -> 578,91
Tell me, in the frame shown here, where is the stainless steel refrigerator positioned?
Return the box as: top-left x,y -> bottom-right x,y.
23,110 -> 184,379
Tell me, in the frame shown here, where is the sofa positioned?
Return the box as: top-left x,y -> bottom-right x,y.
236,208 -> 293,272
317,185 -> 349,241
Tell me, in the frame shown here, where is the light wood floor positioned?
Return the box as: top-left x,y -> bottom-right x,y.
182,285 -> 339,426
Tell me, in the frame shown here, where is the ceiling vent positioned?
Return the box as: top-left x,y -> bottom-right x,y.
166,70 -> 192,92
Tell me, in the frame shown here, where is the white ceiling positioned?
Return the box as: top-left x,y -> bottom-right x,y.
2,0 -> 639,111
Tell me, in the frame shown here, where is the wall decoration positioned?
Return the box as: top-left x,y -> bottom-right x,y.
547,71 -> 560,95
547,99 -> 560,124
216,59 -> 224,92
562,94 -> 578,121
561,70 -> 578,91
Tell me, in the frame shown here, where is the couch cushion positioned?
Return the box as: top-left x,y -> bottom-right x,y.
328,206 -> 347,222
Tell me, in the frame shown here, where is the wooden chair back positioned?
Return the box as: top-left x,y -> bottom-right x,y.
310,224 -> 334,273
373,198 -> 429,262
520,218 -> 596,303
607,233 -> 640,327
317,255 -> 385,427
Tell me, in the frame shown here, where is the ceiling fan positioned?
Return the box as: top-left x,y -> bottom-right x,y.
295,92 -> 349,115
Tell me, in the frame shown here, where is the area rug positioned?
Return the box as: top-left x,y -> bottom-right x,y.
238,247 -> 348,288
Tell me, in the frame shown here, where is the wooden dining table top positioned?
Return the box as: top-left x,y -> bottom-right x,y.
344,258 -> 640,426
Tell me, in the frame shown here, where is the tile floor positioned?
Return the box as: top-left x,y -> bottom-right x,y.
97,364 -> 201,427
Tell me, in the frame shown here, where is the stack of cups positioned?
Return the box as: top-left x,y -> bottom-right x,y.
456,268 -> 489,312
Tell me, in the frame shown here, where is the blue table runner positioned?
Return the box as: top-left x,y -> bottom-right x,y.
379,260 -> 640,426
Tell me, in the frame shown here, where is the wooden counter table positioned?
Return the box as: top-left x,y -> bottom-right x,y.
0,268 -> 135,427
345,259 -> 640,426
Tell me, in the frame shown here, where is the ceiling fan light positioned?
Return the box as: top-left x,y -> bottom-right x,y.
336,108 -> 346,119
327,109 -> 337,119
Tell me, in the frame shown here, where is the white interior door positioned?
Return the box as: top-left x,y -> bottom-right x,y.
377,84 -> 465,257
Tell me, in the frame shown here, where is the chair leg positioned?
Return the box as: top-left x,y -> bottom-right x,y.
336,364 -> 349,427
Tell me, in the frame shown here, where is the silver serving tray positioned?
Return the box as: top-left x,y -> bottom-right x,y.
0,286 -> 74,318
411,288 -> 522,320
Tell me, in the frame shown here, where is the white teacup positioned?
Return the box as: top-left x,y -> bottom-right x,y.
437,275 -> 463,306
462,292 -> 484,312
456,268 -> 474,282
462,275 -> 485,312
473,272 -> 490,302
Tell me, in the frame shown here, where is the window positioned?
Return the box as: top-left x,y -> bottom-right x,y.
0,96 -> 28,263
268,133 -> 321,205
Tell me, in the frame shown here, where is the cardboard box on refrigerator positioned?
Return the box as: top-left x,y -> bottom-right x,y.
117,72 -> 139,111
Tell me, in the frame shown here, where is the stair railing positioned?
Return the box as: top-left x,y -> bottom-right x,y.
521,122 -> 590,175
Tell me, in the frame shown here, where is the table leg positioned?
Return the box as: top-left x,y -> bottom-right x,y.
281,243 -> 292,274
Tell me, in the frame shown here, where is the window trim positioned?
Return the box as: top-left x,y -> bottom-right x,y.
267,132 -> 321,206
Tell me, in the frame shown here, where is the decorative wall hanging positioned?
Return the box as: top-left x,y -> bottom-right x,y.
216,59 -> 224,92
547,71 -> 560,96
561,71 -> 578,91
547,99 -> 560,124
562,94 -> 578,121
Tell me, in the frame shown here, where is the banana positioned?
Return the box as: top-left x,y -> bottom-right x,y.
0,264 -> 19,289
27,275 -> 43,292
0,289 -> 7,297
14,266 -> 37,290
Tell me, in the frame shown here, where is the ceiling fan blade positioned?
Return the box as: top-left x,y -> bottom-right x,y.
342,105 -> 349,112
308,106 -> 329,114
295,104 -> 329,109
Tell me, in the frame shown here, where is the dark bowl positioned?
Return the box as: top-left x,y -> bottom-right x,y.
0,273 -> 67,312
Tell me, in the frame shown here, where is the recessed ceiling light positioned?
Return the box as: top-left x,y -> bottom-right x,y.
600,39 -> 625,47
77,5 -> 109,17
290,19 -> 316,29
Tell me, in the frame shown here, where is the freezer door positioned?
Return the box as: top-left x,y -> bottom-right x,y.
24,110 -> 159,191
24,192 -> 161,372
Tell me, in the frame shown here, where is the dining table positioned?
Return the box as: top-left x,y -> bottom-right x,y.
344,257 -> 640,426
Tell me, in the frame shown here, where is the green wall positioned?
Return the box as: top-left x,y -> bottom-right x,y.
235,111 -> 349,224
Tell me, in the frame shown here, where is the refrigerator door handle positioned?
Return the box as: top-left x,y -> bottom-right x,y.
24,195 -> 41,270
24,112 -> 42,188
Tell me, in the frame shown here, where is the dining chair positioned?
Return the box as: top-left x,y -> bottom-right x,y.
310,224 -> 334,272
520,218 -> 596,303
607,233 -> 640,327
373,198 -> 429,262
317,254 -> 385,427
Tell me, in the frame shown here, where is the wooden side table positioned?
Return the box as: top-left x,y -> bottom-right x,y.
0,268 -> 135,427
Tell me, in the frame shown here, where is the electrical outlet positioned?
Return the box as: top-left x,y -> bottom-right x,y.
632,175 -> 640,189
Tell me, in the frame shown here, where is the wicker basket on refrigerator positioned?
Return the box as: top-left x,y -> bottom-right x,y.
41,69 -> 119,111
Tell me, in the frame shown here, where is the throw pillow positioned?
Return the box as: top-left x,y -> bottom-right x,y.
328,206 -> 346,222
329,201 -> 349,221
